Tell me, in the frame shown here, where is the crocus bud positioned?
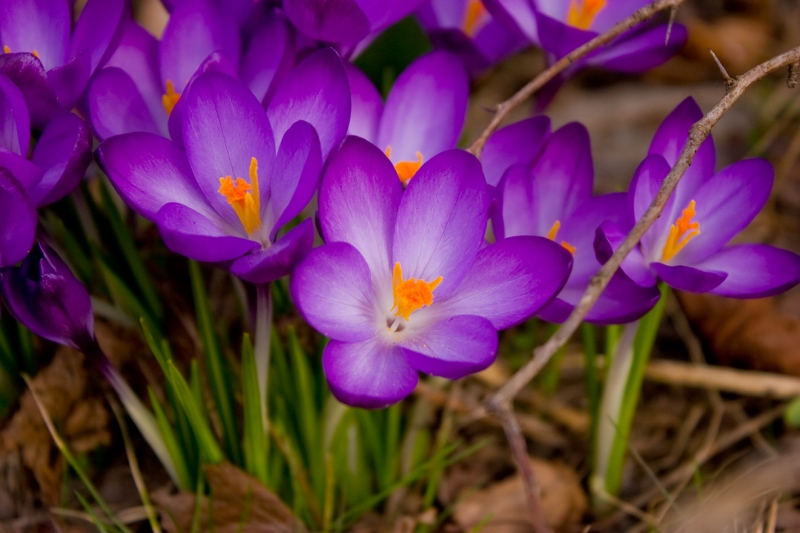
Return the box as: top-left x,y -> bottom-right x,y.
0,243 -> 94,350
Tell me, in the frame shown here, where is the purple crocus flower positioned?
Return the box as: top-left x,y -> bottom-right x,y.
492,119 -> 660,324
291,137 -> 572,408
416,0 -> 527,74
0,73 -> 92,267
346,51 -> 468,185
0,0 -> 126,127
595,97 -> 800,298
97,65 -> 349,284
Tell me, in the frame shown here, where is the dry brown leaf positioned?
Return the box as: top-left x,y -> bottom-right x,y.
156,462 -> 307,533
678,292 -> 800,376
0,347 -> 110,506
453,457 -> 586,533
683,16 -> 775,75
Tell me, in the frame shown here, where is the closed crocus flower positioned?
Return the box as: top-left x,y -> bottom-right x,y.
0,0 -> 126,127
291,137 -> 572,408
595,97 -> 800,298
0,73 -> 92,267
492,120 -> 660,324
416,0 -> 527,75
346,51 -> 468,186
97,63 -> 349,284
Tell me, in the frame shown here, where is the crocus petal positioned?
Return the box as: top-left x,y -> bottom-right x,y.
437,236 -> 571,329
0,151 -> 42,191
282,0 -> 370,46
96,132 -> 216,221
594,221 -> 657,287
0,72 -> 30,154
291,241 -> 379,343
319,136 -> 402,291
650,262 -> 726,293
270,121 -> 322,237
673,159 -> 773,265
181,72 -> 276,228
357,0 -> 429,33
0,169 -> 37,267
0,53 -> 59,128
156,202 -> 260,262
587,23 -> 687,73
29,112 -> 91,206
482,0 -> 539,43
230,218 -> 315,284
535,12 -> 593,60
159,0 -> 240,92
393,149 -> 487,299
493,163 -> 536,240
267,48 -> 350,159
323,338 -> 418,409
692,245 -> 800,298
0,0 -> 70,71
345,63 -> 382,142
630,154 -> 675,256
69,0 -> 126,73
376,51 -> 468,162
86,67 -> 161,140
46,53 -> 90,111
401,315 -> 497,379
239,10 -> 295,105
588,0 -> 653,32
482,116 -> 550,187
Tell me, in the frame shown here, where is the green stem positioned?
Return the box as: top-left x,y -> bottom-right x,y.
254,283 -> 272,432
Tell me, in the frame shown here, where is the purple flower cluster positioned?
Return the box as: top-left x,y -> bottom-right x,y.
0,0 -> 798,411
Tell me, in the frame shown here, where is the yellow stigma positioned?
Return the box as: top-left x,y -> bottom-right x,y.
661,200 -> 700,262
545,220 -> 576,255
385,146 -> 424,185
567,0 -> 606,30
391,262 -> 442,322
463,0 -> 488,37
218,157 -> 263,235
162,80 -> 181,115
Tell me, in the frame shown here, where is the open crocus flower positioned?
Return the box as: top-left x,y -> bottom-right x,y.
0,73 -> 92,266
416,0 -> 527,75
97,70 -> 344,284
346,51 -> 468,186
595,97 -> 800,298
0,0 -> 126,128
492,120 -> 660,324
291,137 -> 572,408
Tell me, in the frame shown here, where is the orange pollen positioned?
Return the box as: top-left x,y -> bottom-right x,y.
391,262 -> 443,322
545,220 -> 576,254
567,0 -> 606,30
661,200 -> 700,262
463,0 -> 488,37
385,146 -> 424,185
217,157 -> 262,235
162,80 -> 181,116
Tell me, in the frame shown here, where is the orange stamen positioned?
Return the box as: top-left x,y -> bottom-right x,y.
391,262 -> 442,322
32,50 -> 39,58
162,80 -> 181,116
567,0 -> 606,30
545,220 -> 576,254
463,0 -> 488,37
385,146 -> 424,185
218,157 -> 262,235
2,46 -> 10,54
661,200 -> 700,262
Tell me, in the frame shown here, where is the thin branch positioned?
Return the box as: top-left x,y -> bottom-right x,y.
467,0 -> 687,157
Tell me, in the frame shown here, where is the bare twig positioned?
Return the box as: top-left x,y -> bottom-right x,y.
467,0 -> 687,157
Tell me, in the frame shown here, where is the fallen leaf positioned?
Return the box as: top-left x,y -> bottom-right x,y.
454,457 -> 587,533
156,462 -> 307,533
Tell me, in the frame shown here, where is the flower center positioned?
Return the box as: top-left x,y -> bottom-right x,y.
545,220 -> 576,255
391,262 -> 442,322
3,46 -> 39,58
463,0 -> 489,37
661,200 -> 700,262
385,146 -> 424,185
162,80 -> 181,116
218,157 -> 263,235
567,0 -> 606,30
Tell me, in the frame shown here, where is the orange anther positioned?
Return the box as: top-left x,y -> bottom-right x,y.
218,157 -> 262,235
385,146 -> 424,185
391,262 -> 442,321
463,0 -> 488,37
162,80 -> 181,116
567,0 -> 606,30
661,200 -> 700,262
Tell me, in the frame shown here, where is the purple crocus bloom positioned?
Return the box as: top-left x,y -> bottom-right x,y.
0,0 -> 126,127
0,73 -> 92,267
595,97 -> 800,298
492,120 -> 660,324
416,0 -> 527,74
282,0 -> 428,55
291,137 -> 572,408
346,51 -> 468,185
97,66 -> 349,284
